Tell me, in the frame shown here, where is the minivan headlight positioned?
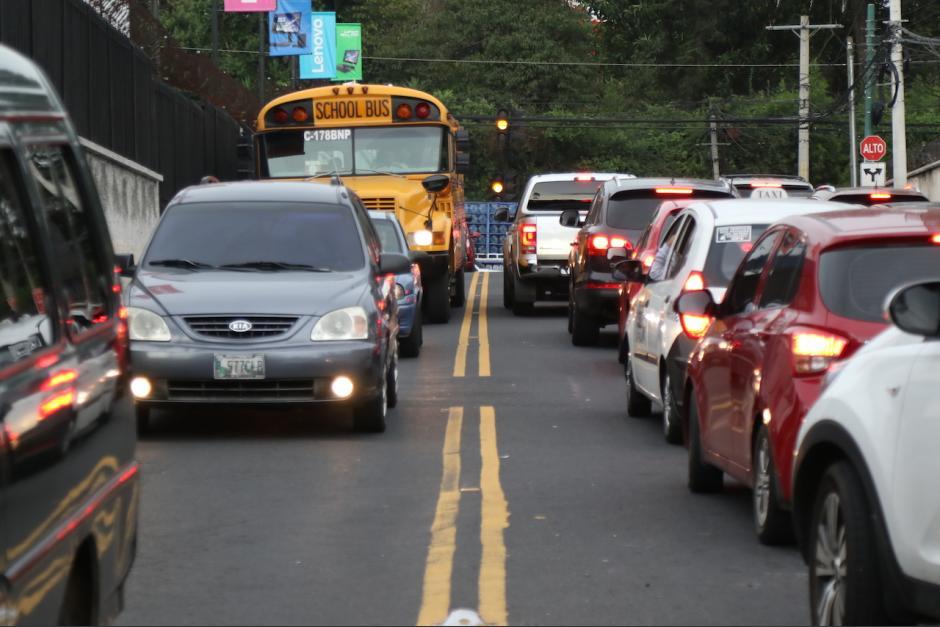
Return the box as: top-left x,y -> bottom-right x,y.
311,306 -> 369,341
127,307 -> 171,342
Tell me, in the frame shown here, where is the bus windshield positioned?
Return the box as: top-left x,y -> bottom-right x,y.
261,126 -> 448,178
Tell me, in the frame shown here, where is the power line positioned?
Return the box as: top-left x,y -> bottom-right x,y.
362,55 -> 849,69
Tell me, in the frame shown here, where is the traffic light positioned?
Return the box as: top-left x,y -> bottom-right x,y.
490,178 -> 505,198
495,109 -> 510,134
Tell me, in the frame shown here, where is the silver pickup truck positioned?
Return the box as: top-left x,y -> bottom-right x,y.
499,172 -> 633,315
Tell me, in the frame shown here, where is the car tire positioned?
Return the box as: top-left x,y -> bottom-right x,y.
571,303 -> 599,346
451,268 -> 466,308
752,425 -> 793,545
687,395 -> 723,493
567,300 -> 574,334
661,371 -> 683,445
808,461 -> 888,626
135,404 -> 151,435
353,382 -> 387,433
386,346 -> 399,409
58,550 -> 93,626
503,266 -> 514,309
400,309 -> 423,358
426,272 -> 451,324
624,356 -> 652,417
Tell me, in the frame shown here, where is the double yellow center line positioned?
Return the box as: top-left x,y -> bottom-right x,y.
453,273 -> 490,378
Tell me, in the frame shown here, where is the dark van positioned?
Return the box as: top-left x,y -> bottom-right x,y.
0,45 -> 138,624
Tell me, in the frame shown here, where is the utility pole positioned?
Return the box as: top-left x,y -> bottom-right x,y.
767,17 -> 842,181
258,13 -> 266,102
709,115 -> 721,181
848,37 -> 859,186
889,0 -> 907,185
210,0 -> 220,66
864,3 -> 876,137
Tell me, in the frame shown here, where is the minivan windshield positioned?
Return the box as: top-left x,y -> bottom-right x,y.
819,244 -> 940,322
144,202 -> 365,272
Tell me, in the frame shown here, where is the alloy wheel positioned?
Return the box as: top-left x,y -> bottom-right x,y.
754,437 -> 772,527
813,492 -> 847,625
662,375 -> 674,438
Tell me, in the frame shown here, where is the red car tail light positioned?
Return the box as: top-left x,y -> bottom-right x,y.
642,254 -> 655,269
680,313 -> 712,339
521,223 -> 537,254
588,234 -> 631,256
931,234 -> 940,245
682,271 -> 706,293
791,327 -> 849,375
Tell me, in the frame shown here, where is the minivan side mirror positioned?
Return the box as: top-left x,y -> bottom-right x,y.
675,290 -> 717,318
611,259 -> 647,283
559,209 -> 583,229
888,281 -> 940,337
379,253 -> 411,276
493,206 -> 513,222
115,253 -> 136,277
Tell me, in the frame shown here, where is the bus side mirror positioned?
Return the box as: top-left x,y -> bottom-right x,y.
456,152 -> 470,175
456,129 -> 470,152
422,174 -> 450,194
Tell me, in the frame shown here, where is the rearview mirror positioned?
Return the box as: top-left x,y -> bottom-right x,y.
379,253 -> 411,275
422,174 -> 450,194
115,253 -> 136,277
888,281 -> 940,337
559,209 -> 583,229
493,206 -> 512,222
456,152 -> 470,175
607,247 -> 629,265
456,128 -> 470,153
675,290 -> 717,317
612,259 -> 647,283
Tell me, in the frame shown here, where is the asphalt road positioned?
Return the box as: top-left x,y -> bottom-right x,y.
118,271 -> 807,626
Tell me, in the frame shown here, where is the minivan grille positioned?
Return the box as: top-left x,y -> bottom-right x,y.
183,316 -> 298,339
361,197 -> 396,211
166,380 -> 315,401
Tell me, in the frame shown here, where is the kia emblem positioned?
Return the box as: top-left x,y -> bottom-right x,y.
229,320 -> 253,333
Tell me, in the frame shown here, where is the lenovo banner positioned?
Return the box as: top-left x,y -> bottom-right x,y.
299,12 -> 337,79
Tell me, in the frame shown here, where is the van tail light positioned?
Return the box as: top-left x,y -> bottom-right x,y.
682,271 -> 706,293
680,313 -> 712,339
521,223 -> 537,254
791,327 -> 849,375
588,234 -> 631,256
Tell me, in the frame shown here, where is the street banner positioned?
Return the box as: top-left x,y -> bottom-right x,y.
332,23 -> 362,81
224,0 -> 276,11
268,0 -> 313,57
299,12 -> 337,79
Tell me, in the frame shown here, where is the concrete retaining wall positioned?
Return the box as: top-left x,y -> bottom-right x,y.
80,137 -> 162,258
909,160 -> 940,202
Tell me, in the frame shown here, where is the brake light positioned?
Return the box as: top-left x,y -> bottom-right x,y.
870,193 -> 892,200
521,223 -> 537,254
931,234 -> 940,245
415,103 -> 431,119
396,103 -> 413,120
292,106 -> 309,123
39,390 -> 75,420
575,174 -> 595,182
682,271 -> 706,293
610,236 -> 628,249
750,181 -> 783,189
791,328 -> 848,375
272,107 -> 289,124
680,313 -> 712,339
42,369 -> 78,391
656,188 -> 694,195
589,234 -> 609,253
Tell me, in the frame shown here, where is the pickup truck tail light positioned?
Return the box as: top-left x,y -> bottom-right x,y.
521,222 -> 537,254
791,327 -> 849,375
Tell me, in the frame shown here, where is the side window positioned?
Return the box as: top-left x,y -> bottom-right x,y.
665,217 -> 696,280
586,190 -> 603,225
724,231 -> 781,316
649,216 -> 685,282
27,144 -> 111,337
349,197 -> 381,262
0,152 -> 57,370
759,231 -> 806,309
634,224 -> 652,255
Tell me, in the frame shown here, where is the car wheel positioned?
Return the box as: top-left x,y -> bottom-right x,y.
386,346 -> 399,409
503,266 -> 514,309
661,371 -> 683,444
571,303 -> 599,346
624,356 -> 652,417
426,272 -> 451,324
451,268 -> 466,308
135,404 -> 151,436
58,550 -> 93,626
808,461 -> 888,626
400,309 -> 422,358
752,425 -> 793,544
353,381 -> 387,433
687,394 -> 723,493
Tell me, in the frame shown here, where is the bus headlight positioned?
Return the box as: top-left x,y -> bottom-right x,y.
412,229 -> 433,247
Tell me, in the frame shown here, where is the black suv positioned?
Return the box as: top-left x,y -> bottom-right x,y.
0,45 -> 138,624
563,178 -> 735,345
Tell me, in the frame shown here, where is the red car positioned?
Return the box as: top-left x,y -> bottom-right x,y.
616,199 -> 698,362
679,206 -> 940,544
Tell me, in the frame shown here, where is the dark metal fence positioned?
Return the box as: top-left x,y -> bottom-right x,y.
0,0 -> 245,206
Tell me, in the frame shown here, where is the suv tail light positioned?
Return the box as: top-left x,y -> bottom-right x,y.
791,327 -> 849,375
588,234 -> 630,256
521,223 -> 537,254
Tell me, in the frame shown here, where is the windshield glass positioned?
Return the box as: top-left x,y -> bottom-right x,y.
819,244 -> 940,322
703,224 -> 769,286
525,180 -> 604,211
372,219 -> 404,253
144,202 -> 365,271
262,126 -> 448,178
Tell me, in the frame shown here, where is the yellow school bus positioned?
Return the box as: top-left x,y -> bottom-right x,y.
255,84 -> 470,323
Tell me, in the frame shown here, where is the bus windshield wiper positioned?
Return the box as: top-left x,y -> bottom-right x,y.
356,169 -> 406,178
219,261 -> 333,272
148,258 -> 215,270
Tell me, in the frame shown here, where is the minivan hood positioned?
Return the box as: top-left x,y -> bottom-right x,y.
129,269 -> 368,316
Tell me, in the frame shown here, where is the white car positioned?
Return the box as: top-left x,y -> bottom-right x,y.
621,199 -> 846,443
792,279 -> 940,626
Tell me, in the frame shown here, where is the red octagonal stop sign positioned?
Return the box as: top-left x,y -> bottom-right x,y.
860,135 -> 888,161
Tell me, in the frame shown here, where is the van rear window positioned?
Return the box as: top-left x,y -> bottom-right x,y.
525,180 -> 604,211
819,244 -> 940,322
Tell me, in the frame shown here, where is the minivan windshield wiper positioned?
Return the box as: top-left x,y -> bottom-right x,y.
147,258 -> 215,270
218,261 -> 333,272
